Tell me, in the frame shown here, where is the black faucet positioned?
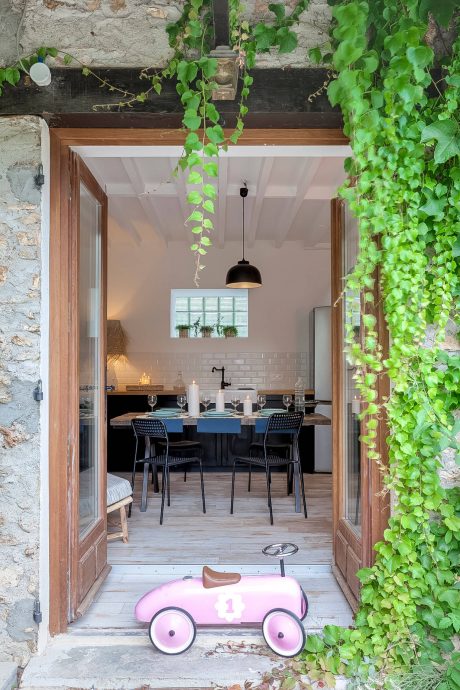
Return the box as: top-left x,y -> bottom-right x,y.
212,366 -> 231,389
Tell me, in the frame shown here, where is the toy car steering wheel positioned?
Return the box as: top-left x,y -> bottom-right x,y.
262,543 -> 298,576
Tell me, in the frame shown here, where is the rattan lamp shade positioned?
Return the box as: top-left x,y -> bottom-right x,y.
107,320 -> 127,362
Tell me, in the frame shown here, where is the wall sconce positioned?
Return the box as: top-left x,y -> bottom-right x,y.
208,45 -> 239,101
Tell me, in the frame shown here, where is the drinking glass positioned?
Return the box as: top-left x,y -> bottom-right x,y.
283,394 -> 292,411
201,393 -> 211,413
231,395 -> 240,414
177,394 -> 187,414
147,395 -> 157,413
257,394 -> 266,412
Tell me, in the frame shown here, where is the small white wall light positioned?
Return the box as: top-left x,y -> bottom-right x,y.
29,60 -> 51,86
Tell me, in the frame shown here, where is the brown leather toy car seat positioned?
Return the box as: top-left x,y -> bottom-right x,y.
202,566 -> 241,589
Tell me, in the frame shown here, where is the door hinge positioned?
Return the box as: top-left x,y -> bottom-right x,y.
33,599 -> 42,624
33,379 -> 44,402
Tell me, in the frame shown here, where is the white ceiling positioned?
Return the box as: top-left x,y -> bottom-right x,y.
81,146 -> 349,250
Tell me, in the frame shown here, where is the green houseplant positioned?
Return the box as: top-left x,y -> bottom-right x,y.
199,325 -> 214,338
222,325 -> 238,338
176,324 -> 191,339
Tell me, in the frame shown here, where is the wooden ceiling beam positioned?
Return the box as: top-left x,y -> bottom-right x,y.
120,157 -> 170,242
169,158 -> 193,242
246,157 -> 274,248
274,157 -> 321,248
0,68 -> 342,129
217,157 -> 228,248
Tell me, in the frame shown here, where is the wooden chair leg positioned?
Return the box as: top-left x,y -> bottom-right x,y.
120,504 -> 129,543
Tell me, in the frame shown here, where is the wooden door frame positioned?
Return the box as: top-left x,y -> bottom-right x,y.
49,125 -> 359,636
331,198 -> 390,610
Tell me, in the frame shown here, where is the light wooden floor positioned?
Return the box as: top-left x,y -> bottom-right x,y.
70,567 -> 353,631
108,472 -> 333,565
72,473 -> 353,632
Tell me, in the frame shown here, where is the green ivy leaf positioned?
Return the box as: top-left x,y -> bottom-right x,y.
183,107 -> 200,131
276,27 -> 298,54
421,120 -> 460,164
204,143 -> 219,157
187,171 -> 203,185
333,39 -> 364,69
203,183 -> 217,199
305,635 -> 325,653
187,210 -> 203,222
268,2 -> 285,20
201,235 -> 212,246
203,162 -> 218,177
187,191 -> 203,205
63,54 -> 73,65
202,58 -> 218,79
407,46 -> 434,69
205,125 -> 224,144
253,24 -> 277,51
308,47 -> 323,64
177,60 -> 198,85
203,199 -> 215,213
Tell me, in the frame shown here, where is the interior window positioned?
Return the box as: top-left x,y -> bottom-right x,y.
170,289 -> 248,337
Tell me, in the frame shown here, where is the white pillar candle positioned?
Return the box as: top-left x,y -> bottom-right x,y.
243,395 -> 253,416
215,389 -> 225,412
352,397 -> 360,415
188,380 -> 200,417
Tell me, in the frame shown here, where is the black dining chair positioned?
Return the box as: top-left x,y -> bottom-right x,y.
230,411 -> 307,525
131,418 -> 206,524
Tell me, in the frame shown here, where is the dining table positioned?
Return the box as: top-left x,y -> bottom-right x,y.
110,411 -> 331,513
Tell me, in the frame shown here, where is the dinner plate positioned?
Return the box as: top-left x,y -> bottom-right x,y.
149,410 -> 180,417
259,408 -> 287,415
203,410 -> 233,417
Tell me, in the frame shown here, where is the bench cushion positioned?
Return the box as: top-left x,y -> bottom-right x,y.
107,473 -> 132,506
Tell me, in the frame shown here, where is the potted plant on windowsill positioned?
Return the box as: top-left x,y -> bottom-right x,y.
222,326 -> 238,338
200,325 -> 214,338
176,324 -> 191,339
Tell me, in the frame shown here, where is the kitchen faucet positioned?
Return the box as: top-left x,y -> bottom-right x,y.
211,366 -> 231,389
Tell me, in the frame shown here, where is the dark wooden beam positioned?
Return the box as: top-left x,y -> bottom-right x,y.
213,0 -> 230,46
0,68 -> 342,129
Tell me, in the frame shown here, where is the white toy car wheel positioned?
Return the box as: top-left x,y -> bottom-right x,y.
262,608 -> 306,658
149,606 -> 196,655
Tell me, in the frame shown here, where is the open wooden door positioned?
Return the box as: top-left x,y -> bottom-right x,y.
68,154 -> 110,620
331,199 -> 389,611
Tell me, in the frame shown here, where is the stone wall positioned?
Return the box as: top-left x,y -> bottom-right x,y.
0,116 -> 43,666
1,0 -> 331,68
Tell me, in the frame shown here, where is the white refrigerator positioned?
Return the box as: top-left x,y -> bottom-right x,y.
311,306 -> 332,472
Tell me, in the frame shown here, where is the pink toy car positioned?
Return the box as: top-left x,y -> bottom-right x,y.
135,543 -> 308,657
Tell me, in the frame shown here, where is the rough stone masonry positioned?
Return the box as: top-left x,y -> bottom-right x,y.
0,116 -> 43,667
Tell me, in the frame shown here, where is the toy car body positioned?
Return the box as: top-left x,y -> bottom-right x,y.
135,565 -> 308,657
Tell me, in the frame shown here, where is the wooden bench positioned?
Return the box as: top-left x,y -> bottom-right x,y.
107,474 -> 133,543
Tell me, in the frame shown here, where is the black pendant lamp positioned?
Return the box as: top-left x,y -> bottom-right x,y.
226,185 -> 262,288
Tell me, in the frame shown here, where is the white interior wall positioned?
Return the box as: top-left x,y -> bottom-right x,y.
108,229 -> 331,387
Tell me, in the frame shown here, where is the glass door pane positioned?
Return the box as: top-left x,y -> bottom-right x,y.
342,205 -> 361,532
78,182 -> 102,538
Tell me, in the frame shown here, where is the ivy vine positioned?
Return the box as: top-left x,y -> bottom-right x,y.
298,0 -> 460,687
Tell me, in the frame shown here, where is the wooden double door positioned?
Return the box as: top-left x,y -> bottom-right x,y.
331,199 -> 389,610
48,129 -> 388,635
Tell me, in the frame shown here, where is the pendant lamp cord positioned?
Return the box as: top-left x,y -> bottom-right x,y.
242,190 -> 245,261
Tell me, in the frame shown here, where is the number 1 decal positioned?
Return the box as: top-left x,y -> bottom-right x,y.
215,593 -> 245,622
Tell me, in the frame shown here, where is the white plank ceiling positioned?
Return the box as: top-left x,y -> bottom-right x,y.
83,151 -> 348,249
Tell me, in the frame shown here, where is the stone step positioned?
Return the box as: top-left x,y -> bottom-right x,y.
20,633 -> 348,690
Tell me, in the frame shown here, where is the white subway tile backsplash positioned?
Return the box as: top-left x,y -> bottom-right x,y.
109,350 -> 310,391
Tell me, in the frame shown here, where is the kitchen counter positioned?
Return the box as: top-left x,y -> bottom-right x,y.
107,388 -> 315,396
